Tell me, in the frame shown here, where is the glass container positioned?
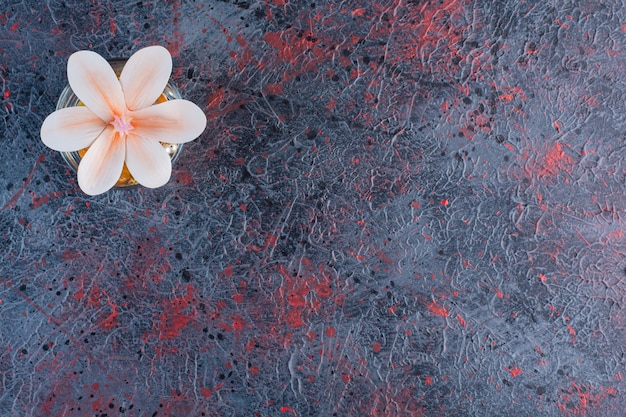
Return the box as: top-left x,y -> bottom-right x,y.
56,59 -> 183,189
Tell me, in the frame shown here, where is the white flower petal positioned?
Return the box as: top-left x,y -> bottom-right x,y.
130,100 -> 207,144
67,50 -> 126,121
125,134 -> 172,188
40,107 -> 106,152
77,127 -> 125,195
119,46 -> 172,111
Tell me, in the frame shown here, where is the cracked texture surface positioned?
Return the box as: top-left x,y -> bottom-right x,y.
1,0 -> 626,416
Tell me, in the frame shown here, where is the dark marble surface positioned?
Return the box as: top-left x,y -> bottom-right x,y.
2,0 -> 626,416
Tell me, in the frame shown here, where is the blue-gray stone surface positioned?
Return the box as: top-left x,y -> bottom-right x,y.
1,1 -> 625,416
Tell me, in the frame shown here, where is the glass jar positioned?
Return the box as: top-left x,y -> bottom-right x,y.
55,59 -> 183,189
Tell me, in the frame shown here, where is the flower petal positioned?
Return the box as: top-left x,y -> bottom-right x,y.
130,100 -> 207,144
125,134 -> 172,188
41,107 -> 107,152
67,50 -> 125,121
77,127 -> 125,195
119,46 -> 172,111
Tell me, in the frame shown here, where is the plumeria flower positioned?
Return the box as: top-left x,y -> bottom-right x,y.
40,45 -> 207,195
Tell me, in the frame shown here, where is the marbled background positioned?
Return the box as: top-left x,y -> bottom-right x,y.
1,0 -> 626,416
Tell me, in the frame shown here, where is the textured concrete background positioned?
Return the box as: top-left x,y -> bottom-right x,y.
1,0 -> 626,416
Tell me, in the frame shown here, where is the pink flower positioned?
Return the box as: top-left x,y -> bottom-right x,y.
40,46 -> 207,195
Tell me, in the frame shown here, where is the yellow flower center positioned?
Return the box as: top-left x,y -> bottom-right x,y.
111,113 -> 134,135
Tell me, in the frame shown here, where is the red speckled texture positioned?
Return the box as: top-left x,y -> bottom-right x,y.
1,0 -> 626,416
